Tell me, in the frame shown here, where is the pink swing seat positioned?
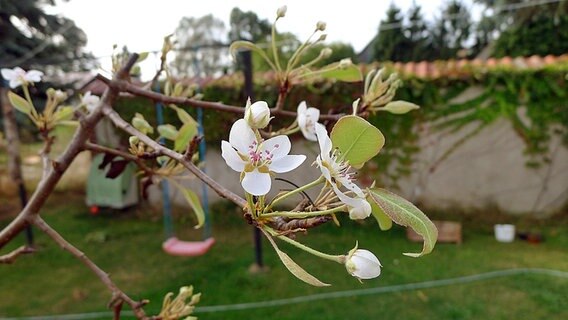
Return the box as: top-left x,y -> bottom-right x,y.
162,237 -> 215,257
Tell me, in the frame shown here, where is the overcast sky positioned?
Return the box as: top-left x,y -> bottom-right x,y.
49,0 -> 478,78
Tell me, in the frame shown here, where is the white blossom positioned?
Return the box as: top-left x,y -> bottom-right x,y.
315,123 -> 371,219
345,249 -> 382,280
276,5 -> 287,18
221,119 -> 306,196
81,91 -> 100,112
1,67 -> 43,89
296,101 -> 320,141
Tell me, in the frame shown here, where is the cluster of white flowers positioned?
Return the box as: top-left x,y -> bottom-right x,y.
221,99 -> 381,281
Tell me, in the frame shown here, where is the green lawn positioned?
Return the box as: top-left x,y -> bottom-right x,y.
1,194 -> 567,319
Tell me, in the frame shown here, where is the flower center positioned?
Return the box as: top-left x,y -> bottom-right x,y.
247,140 -> 280,168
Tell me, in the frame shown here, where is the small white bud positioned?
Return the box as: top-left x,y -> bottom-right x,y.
276,5 -> 287,18
244,100 -> 272,129
321,48 -> 333,58
54,90 -> 67,101
345,248 -> 382,280
339,58 -> 353,69
316,21 -> 327,31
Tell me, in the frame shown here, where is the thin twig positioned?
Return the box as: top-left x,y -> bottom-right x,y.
103,108 -> 248,208
84,142 -> 154,176
29,215 -> 149,319
96,75 -> 345,121
0,245 -> 35,264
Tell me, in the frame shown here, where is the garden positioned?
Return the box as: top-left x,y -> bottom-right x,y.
2,1 -> 568,320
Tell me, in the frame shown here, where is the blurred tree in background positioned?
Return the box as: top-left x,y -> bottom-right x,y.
475,0 -> 568,57
171,14 -> 227,77
0,0 -> 93,72
372,4 -> 408,62
428,0 -> 472,60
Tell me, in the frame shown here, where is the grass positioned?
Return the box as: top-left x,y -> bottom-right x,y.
1,193 -> 567,319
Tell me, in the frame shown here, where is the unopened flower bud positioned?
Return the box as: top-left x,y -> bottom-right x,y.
339,58 -> 353,69
381,100 -> 420,114
318,34 -> 327,42
244,100 -> 272,129
345,248 -> 382,280
276,5 -> 287,18
321,48 -> 333,58
54,90 -> 67,101
129,136 -> 139,146
316,21 -> 327,31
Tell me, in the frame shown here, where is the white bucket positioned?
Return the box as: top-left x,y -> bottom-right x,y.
494,224 -> 515,243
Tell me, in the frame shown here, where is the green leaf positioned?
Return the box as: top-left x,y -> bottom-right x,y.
157,124 -> 179,141
171,105 -> 197,126
261,229 -> 330,287
180,187 -> 205,229
367,196 -> 393,231
8,91 -> 32,116
368,188 -> 437,257
53,106 -> 74,122
229,40 -> 263,60
330,116 -> 385,167
318,62 -> 362,82
132,113 -> 154,135
174,122 -> 198,152
136,52 -> 149,63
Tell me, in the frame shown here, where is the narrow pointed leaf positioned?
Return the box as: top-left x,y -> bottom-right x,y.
330,116 -> 385,167
132,113 -> 154,134
180,187 -> 205,229
367,196 -> 393,230
8,91 -> 32,115
174,122 -> 198,152
136,52 -> 149,63
157,124 -> 179,141
261,229 -> 330,287
172,105 -> 197,125
368,188 -> 437,257
53,106 -> 74,122
318,62 -> 362,82
229,40 -> 263,60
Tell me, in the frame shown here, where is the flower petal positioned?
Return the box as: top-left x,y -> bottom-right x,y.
336,175 -> 365,198
229,119 -> 256,154
297,101 -> 307,114
24,70 -> 43,83
315,123 -> 332,158
221,141 -> 246,172
316,156 -> 333,182
331,184 -> 371,220
270,154 -> 306,173
350,249 -> 381,279
1,68 -> 16,81
242,169 -> 271,196
262,135 -> 291,160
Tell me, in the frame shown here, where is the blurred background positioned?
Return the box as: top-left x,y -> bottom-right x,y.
1,0 -> 567,319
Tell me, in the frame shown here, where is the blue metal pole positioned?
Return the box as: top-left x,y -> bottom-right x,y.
197,107 -> 212,239
154,82 -> 173,239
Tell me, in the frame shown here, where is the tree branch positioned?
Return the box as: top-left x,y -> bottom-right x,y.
83,142 -> 154,176
29,215 -> 150,319
96,74 -> 344,121
0,245 -> 35,264
103,108 -> 248,208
